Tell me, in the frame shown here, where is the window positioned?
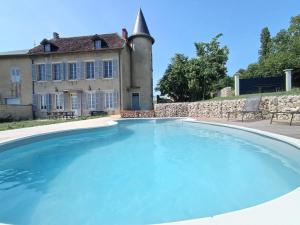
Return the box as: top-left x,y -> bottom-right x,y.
53,64 -> 61,80
104,60 -> 113,78
55,93 -> 64,110
40,95 -> 47,110
38,64 -> 46,81
5,98 -> 20,105
69,63 -> 77,80
105,92 -> 113,109
86,62 -> 94,79
87,92 -> 96,109
44,44 -> 51,52
94,40 -> 101,49
71,95 -> 79,110
10,68 -> 21,83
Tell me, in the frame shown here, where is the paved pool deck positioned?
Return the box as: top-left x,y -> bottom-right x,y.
193,118 -> 300,139
0,116 -> 299,225
0,116 -> 119,145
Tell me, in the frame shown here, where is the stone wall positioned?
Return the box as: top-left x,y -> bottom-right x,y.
217,87 -> 232,97
0,104 -> 33,121
154,95 -> 300,121
121,110 -> 155,118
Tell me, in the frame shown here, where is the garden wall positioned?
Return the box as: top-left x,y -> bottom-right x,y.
121,110 -> 155,118
0,104 -> 33,121
154,95 -> 300,121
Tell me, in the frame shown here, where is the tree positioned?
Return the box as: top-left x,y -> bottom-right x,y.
238,14 -> 300,78
156,34 -> 229,101
189,33 -> 229,100
156,54 -> 190,102
259,27 -> 271,59
288,15 -> 300,36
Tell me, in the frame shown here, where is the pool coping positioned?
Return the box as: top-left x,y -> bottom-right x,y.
0,117 -> 299,225
0,117 -> 117,146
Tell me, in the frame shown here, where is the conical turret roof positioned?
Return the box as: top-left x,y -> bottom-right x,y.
129,8 -> 154,44
133,8 -> 150,35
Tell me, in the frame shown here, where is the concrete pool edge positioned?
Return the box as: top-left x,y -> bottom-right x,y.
0,117 -> 299,225
0,117 -> 118,146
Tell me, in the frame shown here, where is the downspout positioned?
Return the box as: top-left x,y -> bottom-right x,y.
118,49 -> 122,111
129,44 -> 133,88
31,57 -> 36,119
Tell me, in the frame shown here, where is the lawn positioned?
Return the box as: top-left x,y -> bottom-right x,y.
0,115 -> 107,131
213,88 -> 300,101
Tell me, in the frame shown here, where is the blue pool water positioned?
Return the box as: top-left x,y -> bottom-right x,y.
0,119 -> 300,225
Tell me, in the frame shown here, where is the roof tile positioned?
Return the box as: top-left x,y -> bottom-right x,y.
29,33 -> 125,55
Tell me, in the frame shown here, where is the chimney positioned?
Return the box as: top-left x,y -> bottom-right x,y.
53,32 -> 59,40
122,28 -> 128,40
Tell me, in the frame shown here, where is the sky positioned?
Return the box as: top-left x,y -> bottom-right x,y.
0,0 -> 299,92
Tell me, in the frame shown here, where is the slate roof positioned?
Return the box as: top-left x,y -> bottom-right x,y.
132,8 -> 151,36
130,8 -> 154,44
29,33 -> 125,55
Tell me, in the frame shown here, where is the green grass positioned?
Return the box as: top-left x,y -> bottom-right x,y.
212,88 -> 300,101
0,115 -> 107,131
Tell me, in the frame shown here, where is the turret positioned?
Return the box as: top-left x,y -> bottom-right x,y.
128,9 -> 154,110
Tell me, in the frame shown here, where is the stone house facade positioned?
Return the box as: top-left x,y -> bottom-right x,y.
0,9 -> 154,118
0,51 -> 32,105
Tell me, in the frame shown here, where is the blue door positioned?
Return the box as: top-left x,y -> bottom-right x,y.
132,93 -> 140,110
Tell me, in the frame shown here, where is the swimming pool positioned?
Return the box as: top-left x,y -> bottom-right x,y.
0,119 -> 300,225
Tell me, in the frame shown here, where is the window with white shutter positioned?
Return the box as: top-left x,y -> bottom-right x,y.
53,64 -> 62,80
103,60 -> 113,78
10,68 -> 21,83
40,95 -> 47,110
94,40 -> 102,49
55,93 -> 64,110
86,62 -> 95,79
105,91 -> 114,109
87,92 -> 96,109
38,64 -> 46,81
69,63 -> 77,80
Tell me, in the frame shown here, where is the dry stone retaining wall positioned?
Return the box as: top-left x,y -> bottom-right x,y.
120,110 -> 155,118
154,95 -> 300,121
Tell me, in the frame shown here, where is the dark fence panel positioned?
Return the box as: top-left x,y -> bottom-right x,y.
292,70 -> 300,88
240,76 -> 285,95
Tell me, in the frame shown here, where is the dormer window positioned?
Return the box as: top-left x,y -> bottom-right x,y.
92,34 -> 108,49
94,40 -> 102,49
44,44 -> 51,52
40,39 -> 56,53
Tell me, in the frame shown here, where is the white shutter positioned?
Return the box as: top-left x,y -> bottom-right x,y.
76,60 -> 85,79
46,63 -> 52,80
113,90 -> 118,109
95,91 -> 101,110
46,94 -> 50,111
82,92 -> 88,110
60,63 -> 64,80
61,93 -> 65,110
112,58 -> 119,78
15,69 -> 21,83
99,60 -> 104,78
32,94 -> 38,111
64,63 -> 69,80
46,94 -> 53,111
10,68 -> 15,83
95,59 -> 103,79
76,60 -> 82,79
